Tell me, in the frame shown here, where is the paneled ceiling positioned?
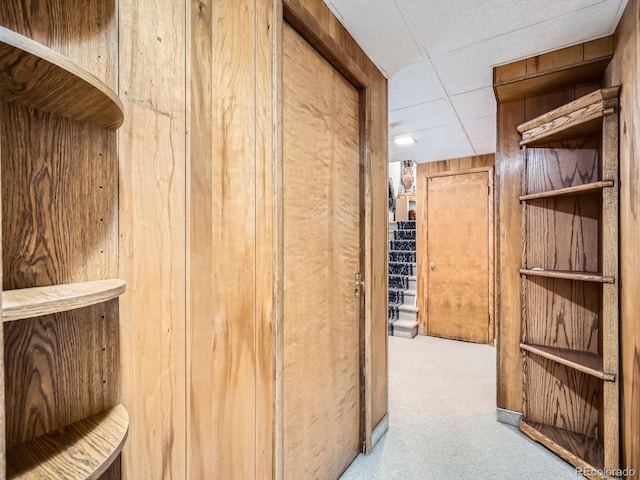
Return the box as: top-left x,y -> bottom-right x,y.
323,0 -> 627,163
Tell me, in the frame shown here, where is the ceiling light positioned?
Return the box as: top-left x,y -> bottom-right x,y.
393,135 -> 416,146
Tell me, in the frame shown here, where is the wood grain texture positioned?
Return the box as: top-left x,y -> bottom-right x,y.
189,1 -> 258,478
520,180 -> 614,201
1,103 -> 117,289
520,269 -> 614,283
524,355 -> 600,437
0,1 -> 117,88
495,83 -> 599,413
426,171 -> 490,344
118,0 -> 186,478
7,404 -> 128,480
283,22 -> 360,479
0,102 -> 5,475
521,344 -> 614,381
0,26 -> 123,128
416,155 -> 494,338
3,279 -> 125,322
520,419 -> 604,475
4,302 -> 119,447
493,38 -> 613,103
256,0 -> 277,478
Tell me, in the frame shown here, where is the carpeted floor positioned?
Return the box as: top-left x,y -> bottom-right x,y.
340,335 -> 582,480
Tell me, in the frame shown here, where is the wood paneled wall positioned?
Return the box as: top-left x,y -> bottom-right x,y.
494,44 -> 610,413
416,155 -> 495,337
603,0 -> 640,472
118,0 -> 388,478
118,0 -> 186,478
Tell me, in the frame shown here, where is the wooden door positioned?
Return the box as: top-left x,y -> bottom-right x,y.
282,23 -> 361,480
426,171 -> 490,344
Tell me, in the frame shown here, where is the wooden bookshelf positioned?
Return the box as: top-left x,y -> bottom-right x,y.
519,87 -> 620,473
519,180 -> 614,201
519,269 -> 614,284
2,279 -> 126,322
6,404 -> 129,480
0,26 -> 124,128
520,419 -> 604,476
520,343 -> 615,381
518,86 -> 620,146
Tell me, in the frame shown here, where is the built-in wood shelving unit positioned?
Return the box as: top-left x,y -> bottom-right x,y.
0,14 -> 126,479
518,86 -> 620,146
520,419 -> 604,473
518,87 -> 620,477
519,180 -> 614,201
6,404 -> 129,479
0,26 -> 124,129
2,279 -> 126,322
520,343 -> 614,381
519,269 -> 614,284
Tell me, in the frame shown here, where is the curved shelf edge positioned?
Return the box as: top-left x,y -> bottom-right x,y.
520,419 -> 604,475
520,343 -> 615,381
520,268 -> 615,284
7,404 -> 129,480
0,26 -> 124,129
2,279 -> 126,322
519,180 -> 615,201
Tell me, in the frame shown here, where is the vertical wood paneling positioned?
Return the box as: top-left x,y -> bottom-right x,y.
256,1 -> 277,478
416,155 -> 494,337
118,0 -> 186,478
603,0 -> 640,472
188,1 -> 257,478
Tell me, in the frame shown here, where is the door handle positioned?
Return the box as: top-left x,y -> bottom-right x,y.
429,261 -> 436,271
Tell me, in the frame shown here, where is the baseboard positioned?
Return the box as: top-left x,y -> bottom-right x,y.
371,414 -> 389,450
496,408 -> 522,427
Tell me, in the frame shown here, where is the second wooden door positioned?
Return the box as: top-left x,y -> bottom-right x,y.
426,171 -> 490,344
282,23 -> 361,480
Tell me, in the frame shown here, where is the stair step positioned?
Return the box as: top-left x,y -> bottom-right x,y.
392,319 -> 418,339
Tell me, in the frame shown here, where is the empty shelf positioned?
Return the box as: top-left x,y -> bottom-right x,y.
521,343 -> 615,381
518,87 -> 619,146
3,279 -> 126,322
520,181 -> 614,201
0,26 -> 124,129
520,268 -> 615,284
520,419 -> 604,473
7,404 -> 129,480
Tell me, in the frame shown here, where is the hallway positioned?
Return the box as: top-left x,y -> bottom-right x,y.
341,336 -> 580,480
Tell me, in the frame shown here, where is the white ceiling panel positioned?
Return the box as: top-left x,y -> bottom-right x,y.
471,136 -> 498,155
389,99 -> 457,135
432,1 -> 622,95
397,0 -> 607,58
390,123 -> 475,163
449,87 -> 497,122
389,60 -> 445,111
327,1 -> 422,75
324,0 -> 627,162
463,115 -> 497,140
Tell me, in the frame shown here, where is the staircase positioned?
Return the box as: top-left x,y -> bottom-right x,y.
388,220 -> 418,338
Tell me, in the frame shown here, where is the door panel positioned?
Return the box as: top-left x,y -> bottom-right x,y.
426,172 -> 489,344
283,23 -> 361,479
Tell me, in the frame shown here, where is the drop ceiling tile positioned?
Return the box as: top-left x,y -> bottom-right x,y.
389,61 -> 445,111
327,2 -> 422,75
450,87 -> 497,122
396,0 -> 607,58
390,123 -> 475,163
389,99 -> 457,135
462,115 -> 497,140
431,1 -> 621,95
471,136 -> 497,155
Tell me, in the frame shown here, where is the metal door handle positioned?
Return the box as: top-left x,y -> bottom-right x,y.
429,262 -> 436,270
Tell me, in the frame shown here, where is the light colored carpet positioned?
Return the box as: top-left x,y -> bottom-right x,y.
340,335 -> 582,480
